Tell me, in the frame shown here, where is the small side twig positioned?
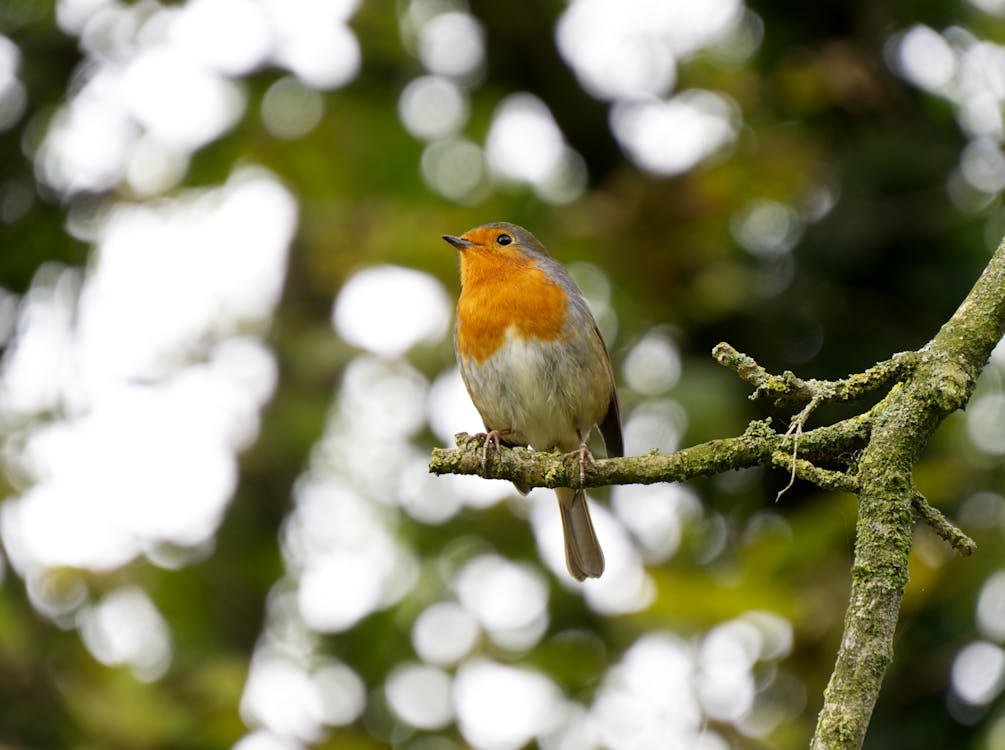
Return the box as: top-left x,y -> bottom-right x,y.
769,451 -> 859,494
713,343 -> 918,407
910,492 -> 977,556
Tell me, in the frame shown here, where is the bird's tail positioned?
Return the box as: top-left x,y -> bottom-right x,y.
555,487 -> 605,581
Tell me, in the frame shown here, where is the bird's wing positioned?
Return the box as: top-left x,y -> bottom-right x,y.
593,321 -> 623,458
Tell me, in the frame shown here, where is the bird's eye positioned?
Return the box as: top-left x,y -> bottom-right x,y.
495,233 -> 513,246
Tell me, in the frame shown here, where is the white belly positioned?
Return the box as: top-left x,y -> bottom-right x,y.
459,326 -> 610,452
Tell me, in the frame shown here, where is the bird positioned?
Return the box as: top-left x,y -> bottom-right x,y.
443,222 -> 622,581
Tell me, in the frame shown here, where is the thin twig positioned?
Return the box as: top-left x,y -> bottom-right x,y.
911,492 -> 977,556
769,451 -> 860,494
713,343 -> 918,407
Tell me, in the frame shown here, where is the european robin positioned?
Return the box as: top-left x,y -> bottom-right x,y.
443,222 -> 623,581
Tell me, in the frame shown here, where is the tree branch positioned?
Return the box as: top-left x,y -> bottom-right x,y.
769,450 -> 859,493
714,342 -> 919,407
430,414 -> 871,489
911,493 -> 976,557
808,236 -> 1005,750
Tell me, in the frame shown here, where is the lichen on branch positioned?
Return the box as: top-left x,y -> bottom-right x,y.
428,414 -> 868,491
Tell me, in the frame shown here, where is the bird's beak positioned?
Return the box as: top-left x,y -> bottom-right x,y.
442,234 -> 476,250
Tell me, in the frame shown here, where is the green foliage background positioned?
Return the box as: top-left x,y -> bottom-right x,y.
2,1 -> 1005,749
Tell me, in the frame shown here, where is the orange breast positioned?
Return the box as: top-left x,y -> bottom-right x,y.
456,249 -> 567,363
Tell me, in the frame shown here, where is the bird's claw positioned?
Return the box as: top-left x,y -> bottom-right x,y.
562,441 -> 597,489
466,429 -> 510,477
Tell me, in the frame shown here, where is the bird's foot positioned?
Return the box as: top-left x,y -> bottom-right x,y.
561,440 -> 598,489
466,429 -> 512,476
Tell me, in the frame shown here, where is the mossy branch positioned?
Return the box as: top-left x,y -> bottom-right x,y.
911,492 -> 977,557
429,415 -> 869,489
429,236 -> 1005,750
713,343 -> 919,407
806,235 -> 1005,749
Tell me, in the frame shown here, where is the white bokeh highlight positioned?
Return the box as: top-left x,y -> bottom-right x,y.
412,600 -> 481,665
402,0 -> 755,200
42,0 -> 363,196
333,265 -> 452,358
978,570 -> 1005,641
485,93 -> 588,204
261,76 -> 324,140
0,35 -> 27,132
591,616 -> 792,748
966,392 -> 1005,454
454,660 -> 565,750
557,0 -> 748,177
952,567 -> 1005,714
0,169 -> 294,577
612,482 -> 702,562
454,554 -> 550,651
386,663 -> 455,729
399,75 -> 469,140
239,652 -> 367,742
78,586 -> 172,682
421,137 -> 488,203
611,90 -> 740,176
285,475 -> 418,633
893,25 -> 956,92
557,0 -> 743,100
623,329 -> 682,395
592,633 -> 702,749
952,640 -> 1005,706
731,198 -> 804,257
418,11 -> 485,80
891,24 -> 1005,201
